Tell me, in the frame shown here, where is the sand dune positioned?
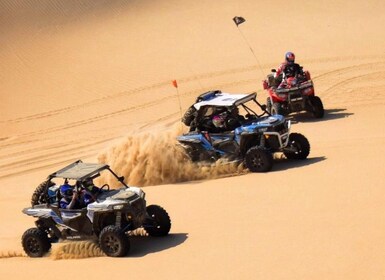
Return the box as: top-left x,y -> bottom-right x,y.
0,0 -> 385,279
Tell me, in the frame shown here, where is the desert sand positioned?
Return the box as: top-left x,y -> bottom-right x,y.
0,0 -> 385,279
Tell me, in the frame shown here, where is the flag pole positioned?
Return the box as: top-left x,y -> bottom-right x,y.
233,16 -> 265,76
172,80 -> 183,130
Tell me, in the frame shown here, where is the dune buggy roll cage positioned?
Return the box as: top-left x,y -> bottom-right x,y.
47,160 -> 129,188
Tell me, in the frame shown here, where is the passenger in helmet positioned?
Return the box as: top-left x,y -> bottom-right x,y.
212,115 -> 225,129
59,183 -> 83,209
274,51 -> 304,89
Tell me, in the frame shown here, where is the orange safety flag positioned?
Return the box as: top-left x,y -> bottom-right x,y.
172,80 -> 178,88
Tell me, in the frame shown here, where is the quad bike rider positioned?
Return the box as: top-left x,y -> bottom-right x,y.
263,52 -> 324,118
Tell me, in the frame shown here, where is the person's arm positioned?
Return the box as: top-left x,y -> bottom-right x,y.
67,192 -> 79,209
275,63 -> 285,78
89,187 -> 99,201
60,199 -> 69,209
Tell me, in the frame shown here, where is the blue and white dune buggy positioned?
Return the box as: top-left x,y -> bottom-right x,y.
178,90 -> 310,172
22,160 -> 171,257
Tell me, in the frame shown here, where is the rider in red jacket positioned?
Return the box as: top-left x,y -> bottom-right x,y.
274,52 -> 304,89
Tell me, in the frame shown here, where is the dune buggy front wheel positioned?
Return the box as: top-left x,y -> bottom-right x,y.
99,226 -> 130,257
283,133 -> 310,160
22,228 -> 51,257
244,147 -> 273,172
144,205 -> 171,237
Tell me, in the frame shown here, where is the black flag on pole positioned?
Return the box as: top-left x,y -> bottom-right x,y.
233,16 -> 246,26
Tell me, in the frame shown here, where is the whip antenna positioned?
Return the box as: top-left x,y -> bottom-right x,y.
172,80 -> 184,130
233,16 -> 264,76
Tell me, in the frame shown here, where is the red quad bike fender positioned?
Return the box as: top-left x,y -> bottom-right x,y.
268,88 -> 287,102
263,70 -> 316,102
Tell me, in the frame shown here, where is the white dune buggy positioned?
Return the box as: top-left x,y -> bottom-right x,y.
22,160 -> 171,257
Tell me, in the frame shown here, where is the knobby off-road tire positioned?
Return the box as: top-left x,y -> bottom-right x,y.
22,228 -> 51,257
144,205 -> 171,237
99,225 -> 130,257
31,180 -> 55,206
309,96 -> 324,118
244,147 -> 274,172
283,133 -> 310,160
181,106 -> 197,126
271,102 -> 285,116
185,144 -> 201,162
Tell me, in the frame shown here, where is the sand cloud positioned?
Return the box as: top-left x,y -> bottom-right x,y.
97,124 -> 246,187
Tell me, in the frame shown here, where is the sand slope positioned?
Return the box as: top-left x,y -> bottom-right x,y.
1,1 -> 385,279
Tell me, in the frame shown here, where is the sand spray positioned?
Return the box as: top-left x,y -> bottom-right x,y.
97,123 -> 246,187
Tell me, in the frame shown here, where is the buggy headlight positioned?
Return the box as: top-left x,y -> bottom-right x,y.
108,204 -> 127,210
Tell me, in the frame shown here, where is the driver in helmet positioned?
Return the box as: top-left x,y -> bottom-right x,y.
59,183 -> 83,209
211,114 -> 227,132
274,52 -> 304,89
79,178 -> 100,206
212,108 -> 245,132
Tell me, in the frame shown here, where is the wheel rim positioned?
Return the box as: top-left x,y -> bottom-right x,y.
26,237 -> 40,254
150,214 -> 161,230
290,140 -> 302,155
103,235 -> 120,254
251,154 -> 264,169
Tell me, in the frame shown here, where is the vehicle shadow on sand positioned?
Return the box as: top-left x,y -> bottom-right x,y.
287,108 -> 353,123
272,156 -> 326,171
128,233 -> 188,257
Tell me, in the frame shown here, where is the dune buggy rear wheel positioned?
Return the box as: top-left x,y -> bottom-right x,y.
244,147 -> 273,172
31,180 -> 55,206
99,226 -> 130,257
144,205 -> 171,237
181,105 -> 197,126
22,228 -> 51,257
283,133 -> 310,160
309,96 -> 324,118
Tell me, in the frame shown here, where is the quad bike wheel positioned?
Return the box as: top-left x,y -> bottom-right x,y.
309,96 -> 324,118
144,205 -> 171,237
283,133 -> 310,160
22,228 -> 51,257
266,98 -> 272,114
244,147 -> 273,172
99,225 -> 130,257
31,180 -> 55,206
271,102 -> 285,116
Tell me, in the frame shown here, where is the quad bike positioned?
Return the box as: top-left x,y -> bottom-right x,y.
262,69 -> 324,118
178,90 -> 310,172
22,160 -> 171,257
